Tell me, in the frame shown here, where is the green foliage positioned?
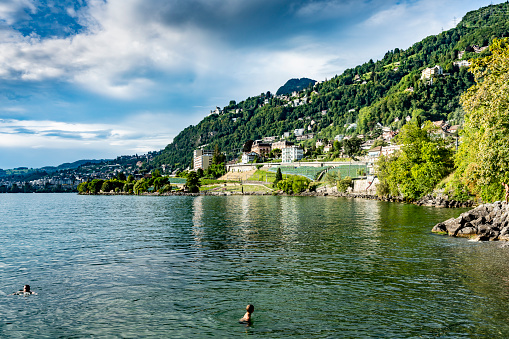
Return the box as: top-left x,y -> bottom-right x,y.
343,138 -> 363,159
277,175 -> 310,194
376,119 -> 454,200
77,182 -> 88,194
186,171 -> 201,193
337,176 -> 353,193
205,163 -> 226,178
456,38 -> 509,202
273,168 -> 283,188
133,179 -> 149,195
87,179 -> 104,194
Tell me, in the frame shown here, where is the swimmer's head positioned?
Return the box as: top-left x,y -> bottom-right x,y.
23,285 -> 30,292
246,304 -> 254,313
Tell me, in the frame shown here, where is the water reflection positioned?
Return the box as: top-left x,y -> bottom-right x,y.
4,194 -> 504,338
192,195 -> 205,247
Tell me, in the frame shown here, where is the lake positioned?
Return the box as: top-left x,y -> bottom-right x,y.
1,193 -> 509,338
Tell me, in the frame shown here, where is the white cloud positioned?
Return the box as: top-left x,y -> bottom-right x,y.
0,0 -> 36,25
0,110 -> 202,155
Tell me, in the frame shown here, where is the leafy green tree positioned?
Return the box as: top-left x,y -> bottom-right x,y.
117,172 -> 126,181
196,168 -> 204,178
77,182 -> 88,194
133,179 -> 149,195
337,176 -> 353,193
292,176 -> 310,194
343,138 -> 363,159
186,171 -> 201,193
153,176 -> 169,191
87,179 -> 104,194
152,169 -> 161,178
127,174 -> 135,183
101,181 -> 113,193
376,119 -> 453,200
212,145 -> 226,165
456,38 -> 509,202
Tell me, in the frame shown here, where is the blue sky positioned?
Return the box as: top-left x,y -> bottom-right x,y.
0,0 -> 502,169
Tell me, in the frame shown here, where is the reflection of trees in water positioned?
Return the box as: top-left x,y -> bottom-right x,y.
192,196 -> 204,247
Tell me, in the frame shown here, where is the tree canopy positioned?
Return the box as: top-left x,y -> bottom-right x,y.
456,38 -> 509,202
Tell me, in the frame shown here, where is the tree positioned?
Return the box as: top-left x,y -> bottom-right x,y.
186,171 -> 200,193
87,179 -> 104,194
77,182 -> 88,194
376,118 -> 453,200
343,138 -> 363,159
456,38 -> 509,202
273,168 -> 283,188
117,172 -> 126,181
196,168 -> 204,178
242,140 -> 254,153
101,181 -> 113,193
212,145 -> 226,165
152,169 -> 161,178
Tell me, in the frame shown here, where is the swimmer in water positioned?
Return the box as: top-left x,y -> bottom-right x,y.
12,285 -> 36,296
239,304 -> 254,323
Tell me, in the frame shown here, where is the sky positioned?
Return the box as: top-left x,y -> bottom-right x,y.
0,0 -> 502,169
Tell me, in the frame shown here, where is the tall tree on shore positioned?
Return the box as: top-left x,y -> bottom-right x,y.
456,38 -> 509,202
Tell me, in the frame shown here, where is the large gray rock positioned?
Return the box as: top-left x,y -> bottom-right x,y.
432,202 -> 509,242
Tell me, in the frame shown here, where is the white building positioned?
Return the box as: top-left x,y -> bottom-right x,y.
294,128 -> 305,136
453,60 -> 471,68
282,146 -> 304,163
241,152 -> 258,164
194,149 -> 213,170
421,65 -> 443,80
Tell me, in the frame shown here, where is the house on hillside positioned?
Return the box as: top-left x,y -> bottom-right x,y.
421,65 -> 443,80
448,125 -> 460,134
241,152 -> 258,164
272,140 -> 294,150
294,128 -> 305,136
453,60 -> 471,68
368,146 -> 382,158
251,140 -> 271,156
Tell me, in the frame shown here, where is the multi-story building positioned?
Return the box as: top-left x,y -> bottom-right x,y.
251,140 -> 271,156
271,140 -> 294,150
282,146 -> 304,163
193,149 -> 213,170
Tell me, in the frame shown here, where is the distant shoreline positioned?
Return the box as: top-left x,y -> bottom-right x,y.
77,190 -> 474,208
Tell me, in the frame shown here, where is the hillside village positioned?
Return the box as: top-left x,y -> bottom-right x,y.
0,41 -> 487,194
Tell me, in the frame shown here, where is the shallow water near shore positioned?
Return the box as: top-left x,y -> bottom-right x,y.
1,193 -> 509,338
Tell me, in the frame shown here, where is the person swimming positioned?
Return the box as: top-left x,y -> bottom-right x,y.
12,285 -> 36,296
239,304 -> 254,323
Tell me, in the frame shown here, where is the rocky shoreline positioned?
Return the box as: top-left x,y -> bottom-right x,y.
81,190 -> 474,208
432,201 -> 509,241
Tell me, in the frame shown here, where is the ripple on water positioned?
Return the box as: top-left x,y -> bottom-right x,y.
1,194 -> 509,337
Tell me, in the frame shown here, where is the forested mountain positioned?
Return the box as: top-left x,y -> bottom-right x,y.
152,2 -> 509,171
276,78 -> 317,96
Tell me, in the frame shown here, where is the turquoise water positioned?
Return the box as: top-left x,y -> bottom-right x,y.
1,194 -> 509,338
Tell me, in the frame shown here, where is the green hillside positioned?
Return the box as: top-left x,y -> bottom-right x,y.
276,78 -> 317,96
152,2 -> 509,172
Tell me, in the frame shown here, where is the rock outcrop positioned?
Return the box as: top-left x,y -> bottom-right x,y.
432,201 -> 509,241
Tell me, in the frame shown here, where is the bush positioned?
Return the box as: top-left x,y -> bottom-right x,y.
337,176 -> 353,193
